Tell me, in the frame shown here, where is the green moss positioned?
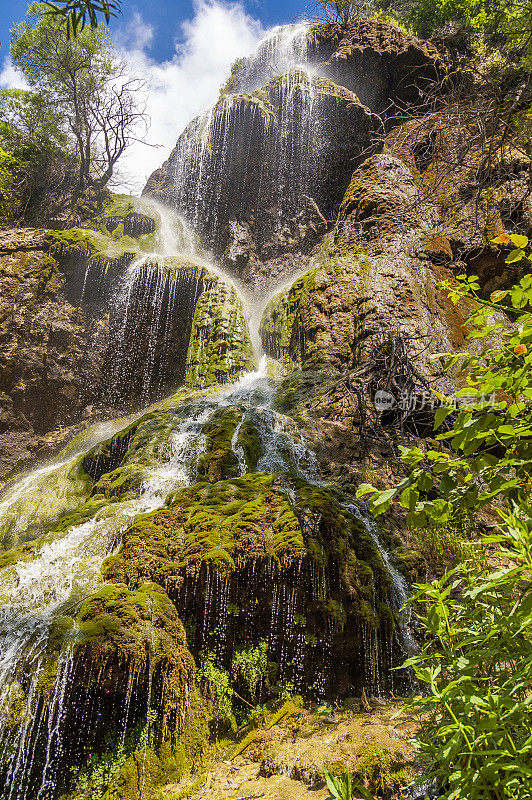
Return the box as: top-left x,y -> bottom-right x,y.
219,56 -> 247,97
185,281 -> 256,389
58,689 -> 210,800
93,465 -> 150,500
235,416 -> 262,472
355,742 -> 415,800
76,582 -> 195,733
100,472 -> 392,650
260,267 -> 318,371
197,407 -> 241,482
0,456 -> 93,552
214,91 -> 275,121
266,69 -> 355,103
0,680 -> 28,731
43,226 -> 139,263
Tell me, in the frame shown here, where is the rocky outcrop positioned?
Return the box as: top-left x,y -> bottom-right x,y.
385,113 -> 532,292
229,19 -> 444,118
261,153 -> 463,378
0,220 -> 254,486
306,19 -> 444,117
144,69 -> 381,276
0,228 -> 101,482
144,21 -> 447,286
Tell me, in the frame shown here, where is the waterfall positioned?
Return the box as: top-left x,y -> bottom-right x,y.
231,23 -> 310,93
0,21 -> 413,798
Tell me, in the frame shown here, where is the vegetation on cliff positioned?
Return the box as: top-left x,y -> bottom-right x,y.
361,238 -> 532,799
0,2 -> 145,224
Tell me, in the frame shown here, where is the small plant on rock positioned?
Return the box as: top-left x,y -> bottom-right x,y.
231,639 -> 269,703
323,766 -> 372,800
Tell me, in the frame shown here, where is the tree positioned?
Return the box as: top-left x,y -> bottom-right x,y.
0,147 -> 17,224
10,3 -> 146,195
316,0 -> 373,25
0,88 -> 76,219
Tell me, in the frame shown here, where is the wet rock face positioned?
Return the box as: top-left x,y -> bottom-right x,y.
0,227 -> 253,486
229,19 -> 444,119
306,19 -> 444,118
0,229 -> 100,482
144,21 -> 444,284
261,152 -> 465,394
144,70 -> 380,273
103,470 -> 402,699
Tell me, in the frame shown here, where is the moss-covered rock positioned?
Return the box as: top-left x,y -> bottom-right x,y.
75,582 -> 194,731
196,407 -> 241,482
101,471 -> 400,697
185,281 -> 256,388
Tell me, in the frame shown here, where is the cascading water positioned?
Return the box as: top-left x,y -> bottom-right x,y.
231,23 -> 310,93
0,21 -> 413,799
145,20 -> 374,261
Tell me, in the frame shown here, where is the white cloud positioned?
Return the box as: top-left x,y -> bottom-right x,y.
0,3 -> 263,194
0,56 -> 30,90
115,1 -> 264,193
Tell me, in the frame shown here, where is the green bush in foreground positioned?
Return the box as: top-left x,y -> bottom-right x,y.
359,234 -> 532,799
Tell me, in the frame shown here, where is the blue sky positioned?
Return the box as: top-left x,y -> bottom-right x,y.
0,0 -> 309,191
1,0 -> 306,63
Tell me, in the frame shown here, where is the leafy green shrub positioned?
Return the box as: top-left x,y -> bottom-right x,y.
0,147 -> 17,224
231,640 -> 268,702
406,0 -> 495,37
403,508 -> 532,800
360,233 -> 532,798
0,88 -> 76,222
323,766 -> 374,800
197,653 -> 235,731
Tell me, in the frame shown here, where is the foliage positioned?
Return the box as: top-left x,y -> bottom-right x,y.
359,234 -> 532,529
197,653 -> 236,731
403,508 -> 532,800
0,88 -> 75,220
43,0 -> 121,38
358,233 -> 532,798
317,0 -> 374,25
68,710 -> 156,799
10,3 -> 146,195
400,0 -> 532,67
405,0 -> 499,37
323,767 -> 371,800
231,640 -> 269,702
0,147 -> 17,224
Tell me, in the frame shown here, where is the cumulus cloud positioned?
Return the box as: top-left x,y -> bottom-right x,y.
115,1 -> 264,193
0,2 -> 263,194
0,57 -> 30,90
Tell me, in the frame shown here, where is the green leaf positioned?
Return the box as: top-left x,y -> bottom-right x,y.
371,488 -> 397,509
434,405 -> 454,430
356,483 -> 376,498
509,234 -> 529,249
506,248 -> 526,264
